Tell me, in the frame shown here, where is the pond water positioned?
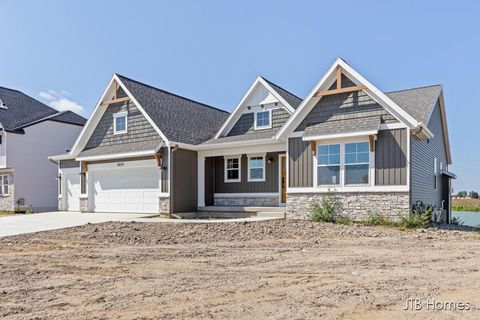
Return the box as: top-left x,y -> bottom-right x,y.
452,211 -> 480,227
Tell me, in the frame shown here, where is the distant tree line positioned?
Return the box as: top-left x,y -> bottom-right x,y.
455,191 -> 479,199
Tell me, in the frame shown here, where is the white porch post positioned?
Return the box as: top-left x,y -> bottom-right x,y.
198,154 -> 205,207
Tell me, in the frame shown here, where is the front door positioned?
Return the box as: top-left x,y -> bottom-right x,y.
280,155 -> 286,204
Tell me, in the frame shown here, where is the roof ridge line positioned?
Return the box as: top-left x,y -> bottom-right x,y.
385,84 -> 442,94
260,76 -> 303,101
115,73 -> 229,114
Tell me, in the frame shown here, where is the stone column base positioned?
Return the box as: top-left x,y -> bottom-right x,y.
79,196 -> 88,213
58,197 -> 63,211
159,196 -> 170,214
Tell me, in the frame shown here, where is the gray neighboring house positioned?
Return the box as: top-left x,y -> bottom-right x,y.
51,58 -> 455,221
0,86 -> 86,212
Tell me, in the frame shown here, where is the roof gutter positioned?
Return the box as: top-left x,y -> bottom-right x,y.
411,122 -> 434,140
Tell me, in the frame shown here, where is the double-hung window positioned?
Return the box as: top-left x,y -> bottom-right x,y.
225,157 -> 241,182
433,157 -> 438,190
0,175 -> 9,196
345,142 -> 370,185
114,112 -> 128,134
254,110 -> 272,130
248,155 -> 265,182
317,144 -> 340,185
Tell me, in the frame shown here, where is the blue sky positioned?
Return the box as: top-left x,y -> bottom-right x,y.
0,0 -> 478,191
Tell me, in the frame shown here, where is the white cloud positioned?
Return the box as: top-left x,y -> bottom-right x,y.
39,90 -> 86,115
39,91 -> 56,100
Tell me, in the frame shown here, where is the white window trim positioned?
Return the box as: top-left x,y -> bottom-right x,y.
344,142 -> 371,186
254,109 -> 272,130
247,153 -> 266,182
313,137 -> 374,189
224,155 -> 241,183
113,111 -> 128,135
316,143 -> 341,187
0,174 -> 9,196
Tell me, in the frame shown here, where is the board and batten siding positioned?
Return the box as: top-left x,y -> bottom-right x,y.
288,138 -> 313,188
227,108 -> 290,137
411,101 -> 448,208
375,129 -> 408,185
83,101 -> 161,151
171,148 -> 197,213
213,153 -> 281,193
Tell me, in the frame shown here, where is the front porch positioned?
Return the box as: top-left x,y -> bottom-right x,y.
198,151 -> 287,208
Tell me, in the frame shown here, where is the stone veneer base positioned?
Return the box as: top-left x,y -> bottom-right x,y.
286,192 -> 410,220
214,195 -> 279,207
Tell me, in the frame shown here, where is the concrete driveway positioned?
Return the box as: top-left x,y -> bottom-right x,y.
0,211 -> 157,238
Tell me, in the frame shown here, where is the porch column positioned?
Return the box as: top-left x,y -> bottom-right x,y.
197,155 -> 205,207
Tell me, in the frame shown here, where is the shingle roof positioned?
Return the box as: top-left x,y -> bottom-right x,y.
0,86 -> 86,131
78,140 -> 162,158
303,116 -> 381,138
202,130 -> 276,145
117,74 -> 229,145
261,77 -> 302,109
22,110 -> 86,128
385,85 -> 442,124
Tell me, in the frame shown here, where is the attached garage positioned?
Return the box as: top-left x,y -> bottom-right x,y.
64,171 -> 81,211
89,162 -> 161,213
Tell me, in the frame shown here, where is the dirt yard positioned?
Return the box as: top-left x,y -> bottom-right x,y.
1,220 -> 480,320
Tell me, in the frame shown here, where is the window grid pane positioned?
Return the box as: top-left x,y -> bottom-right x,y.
317,144 -> 340,165
256,111 -> 270,127
249,157 -> 264,180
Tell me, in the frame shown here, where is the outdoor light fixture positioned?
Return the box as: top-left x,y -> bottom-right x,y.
267,157 -> 274,163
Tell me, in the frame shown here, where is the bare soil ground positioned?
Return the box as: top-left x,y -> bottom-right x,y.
1,220 -> 480,320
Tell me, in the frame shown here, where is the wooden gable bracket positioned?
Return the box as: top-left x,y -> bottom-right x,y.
82,161 -> 88,172
154,153 -> 163,167
310,141 -> 317,156
100,80 -> 130,105
369,135 -> 376,152
313,66 -> 367,97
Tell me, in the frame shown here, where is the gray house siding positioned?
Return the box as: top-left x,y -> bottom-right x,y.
288,138 -> 313,188
295,90 -> 398,132
411,101 -> 448,209
213,152 -> 281,193
83,101 -> 161,152
171,148 -> 197,213
375,129 -> 408,186
227,108 -> 290,137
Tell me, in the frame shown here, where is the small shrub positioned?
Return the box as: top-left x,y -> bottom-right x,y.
309,191 -> 345,223
450,216 -> 464,225
363,212 -> 393,226
336,215 -> 352,225
25,209 -> 34,215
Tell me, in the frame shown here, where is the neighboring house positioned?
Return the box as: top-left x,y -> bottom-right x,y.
0,86 -> 86,212
51,58 -> 455,221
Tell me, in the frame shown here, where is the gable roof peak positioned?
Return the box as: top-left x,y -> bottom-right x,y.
114,73 -> 228,115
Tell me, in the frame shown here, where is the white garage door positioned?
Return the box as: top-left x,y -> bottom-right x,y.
91,166 -> 160,213
65,172 -> 81,211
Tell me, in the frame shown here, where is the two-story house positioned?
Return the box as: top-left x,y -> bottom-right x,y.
0,86 -> 86,212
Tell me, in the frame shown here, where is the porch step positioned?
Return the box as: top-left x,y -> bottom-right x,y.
257,211 -> 286,218
197,206 -> 285,213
